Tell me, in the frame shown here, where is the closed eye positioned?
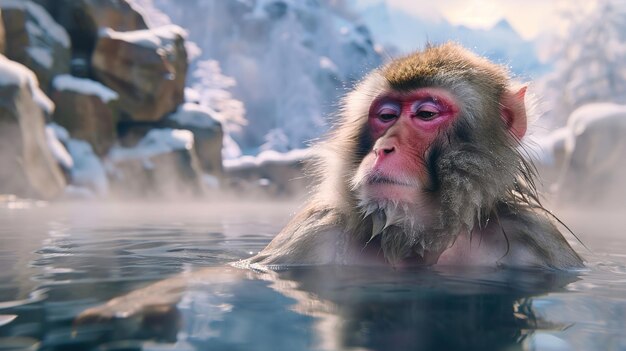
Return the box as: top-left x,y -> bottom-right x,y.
378,113 -> 398,122
376,102 -> 401,123
415,110 -> 438,120
413,101 -> 441,120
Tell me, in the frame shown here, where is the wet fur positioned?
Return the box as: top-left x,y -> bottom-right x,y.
245,43 -> 583,270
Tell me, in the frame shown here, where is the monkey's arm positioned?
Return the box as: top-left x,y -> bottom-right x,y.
243,204 -> 347,268
75,267 -> 246,326
437,207 -> 584,269
497,208 -> 584,269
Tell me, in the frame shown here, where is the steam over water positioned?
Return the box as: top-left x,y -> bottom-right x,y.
0,201 -> 625,350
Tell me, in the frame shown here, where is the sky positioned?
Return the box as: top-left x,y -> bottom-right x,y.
382,0 -> 594,40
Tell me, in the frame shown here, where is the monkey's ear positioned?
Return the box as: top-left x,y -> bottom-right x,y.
500,86 -> 527,140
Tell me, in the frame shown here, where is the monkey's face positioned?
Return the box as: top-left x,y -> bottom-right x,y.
352,87 -> 459,205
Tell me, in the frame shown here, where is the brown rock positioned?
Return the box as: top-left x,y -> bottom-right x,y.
50,74 -> 120,155
35,0 -> 147,35
0,10 -> 5,54
92,26 -> 188,122
0,1 -> 71,92
34,0 -> 148,75
79,0 -> 147,31
0,55 -> 66,198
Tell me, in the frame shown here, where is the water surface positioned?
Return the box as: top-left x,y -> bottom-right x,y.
0,202 -> 624,351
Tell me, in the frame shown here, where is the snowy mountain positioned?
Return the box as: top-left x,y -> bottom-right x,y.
353,1 -> 547,78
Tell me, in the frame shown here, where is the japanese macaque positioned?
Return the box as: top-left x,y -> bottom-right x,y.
241,42 -> 583,270
76,43 -> 582,331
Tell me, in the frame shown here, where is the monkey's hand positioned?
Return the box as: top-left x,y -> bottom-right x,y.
74,267 -> 247,340
75,275 -> 187,325
73,275 -> 189,342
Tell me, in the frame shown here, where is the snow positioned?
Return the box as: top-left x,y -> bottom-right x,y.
66,139 -> 109,196
319,56 -> 339,73
168,103 -> 221,129
108,128 -> 194,163
26,47 -> 53,69
25,21 -> 43,37
567,102 -> 626,135
536,1 -> 626,126
0,55 -> 54,114
0,0 -> 71,48
53,74 -> 119,103
99,25 -> 187,49
47,122 -> 70,141
224,148 -> 310,170
222,134 -> 242,160
524,333 -> 571,351
526,128 -> 569,165
45,124 -> 73,170
126,0 -> 172,28
47,123 -> 109,196
126,0 -> 202,61
530,102 -> 626,167
190,60 -> 245,130
184,87 -> 201,103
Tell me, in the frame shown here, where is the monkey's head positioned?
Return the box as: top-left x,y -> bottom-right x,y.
318,43 -> 535,262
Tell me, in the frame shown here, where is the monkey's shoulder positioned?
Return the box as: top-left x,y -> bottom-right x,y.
495,209 -> 584,269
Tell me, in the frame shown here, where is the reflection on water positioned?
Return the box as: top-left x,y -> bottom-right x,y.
0,202 -> 625,351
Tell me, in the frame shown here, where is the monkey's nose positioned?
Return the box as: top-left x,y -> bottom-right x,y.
374,146 -> 395,157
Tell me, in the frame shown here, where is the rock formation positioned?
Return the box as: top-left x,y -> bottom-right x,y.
164,103 -> 223,177
91,25 -> 187,122
0,55 -> 66,198
50,74 -> 120,155
0,0 -> 71,92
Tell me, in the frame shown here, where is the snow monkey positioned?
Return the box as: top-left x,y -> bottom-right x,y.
76,43 -> 583,329
242,42 -> 583,270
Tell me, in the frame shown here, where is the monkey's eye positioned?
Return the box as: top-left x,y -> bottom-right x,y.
416,110 -> 438,119
378,113 -> 398,122
413,102 -> 440,120
376,103 -> 400,122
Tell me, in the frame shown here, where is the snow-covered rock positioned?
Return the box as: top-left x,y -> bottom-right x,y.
45,123 -> 73,171
164,103 -> 224,177
0,0 -> 70,91
0,55 -> 66,198
91,25 -> 187,122
50,74 -> 120,155
53,74 -> 118,102
535,103 -> 626,205
65,138 -> 109,196
47,123 -> 109,197
107,128 -> 204,197
224,148 -> 311,195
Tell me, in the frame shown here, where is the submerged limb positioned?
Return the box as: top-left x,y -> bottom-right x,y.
74,267 -> 247,329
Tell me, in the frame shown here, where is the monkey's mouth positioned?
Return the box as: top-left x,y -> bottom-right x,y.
366,174 -> 414,187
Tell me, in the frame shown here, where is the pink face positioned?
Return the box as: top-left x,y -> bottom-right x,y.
354,87 -> 460,203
